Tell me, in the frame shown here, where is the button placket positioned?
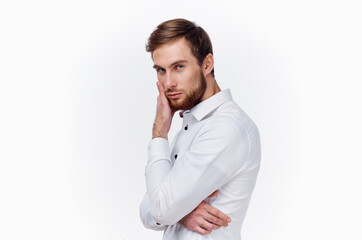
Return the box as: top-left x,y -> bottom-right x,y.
182,111 -> 192,131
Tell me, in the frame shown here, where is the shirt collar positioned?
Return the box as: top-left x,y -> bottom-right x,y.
179,89 -> 232,121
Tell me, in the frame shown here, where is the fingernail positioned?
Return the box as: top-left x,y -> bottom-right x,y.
227,218 -> 231,222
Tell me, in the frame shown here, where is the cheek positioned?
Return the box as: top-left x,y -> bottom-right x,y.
185,69 -> 201,86
180,69 -> 196,83
156,72 -> 165,82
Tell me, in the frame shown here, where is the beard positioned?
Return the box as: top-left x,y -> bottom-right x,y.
166,70 -> 207,111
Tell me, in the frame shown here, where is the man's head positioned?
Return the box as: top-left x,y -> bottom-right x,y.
146,18 -> 215,78
146,18 -> 215,111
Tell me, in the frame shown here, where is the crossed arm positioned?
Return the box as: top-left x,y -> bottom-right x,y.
140,190 -> 230,235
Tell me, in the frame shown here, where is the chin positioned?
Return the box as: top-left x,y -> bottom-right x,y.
170,104 -> 183,111
169,99 -> 183,110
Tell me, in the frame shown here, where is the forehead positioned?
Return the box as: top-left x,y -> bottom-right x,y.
152,38 -> 197,66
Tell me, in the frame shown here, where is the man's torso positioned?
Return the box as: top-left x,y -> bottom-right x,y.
163,90 -> 261,240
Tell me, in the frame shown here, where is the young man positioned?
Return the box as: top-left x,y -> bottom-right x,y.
139,18 -> 261,239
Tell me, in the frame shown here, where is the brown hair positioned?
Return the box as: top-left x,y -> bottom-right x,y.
146,18 -> 215,77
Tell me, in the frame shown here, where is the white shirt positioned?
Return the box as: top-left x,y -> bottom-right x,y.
140,89 -> 261,240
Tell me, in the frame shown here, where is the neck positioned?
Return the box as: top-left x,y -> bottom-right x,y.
200,75 -> 221,102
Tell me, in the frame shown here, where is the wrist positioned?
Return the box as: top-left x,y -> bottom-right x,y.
152,130 -> 168,140
152,123 -> 168,140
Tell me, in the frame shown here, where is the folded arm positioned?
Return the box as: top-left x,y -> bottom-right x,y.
146,119 -> 249,225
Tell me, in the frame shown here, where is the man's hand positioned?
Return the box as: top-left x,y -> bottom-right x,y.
152,81 -> 175,140
179,191 -> 231,235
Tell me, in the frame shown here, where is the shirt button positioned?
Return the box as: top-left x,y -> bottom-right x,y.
174,154 -> 178,159
184,125 -> 188,130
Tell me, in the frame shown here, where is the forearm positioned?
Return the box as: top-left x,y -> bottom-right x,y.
145,138 -> 179,225
139,193 -> 168,231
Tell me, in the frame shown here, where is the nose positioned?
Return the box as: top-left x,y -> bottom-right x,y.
163,71 -> 177,90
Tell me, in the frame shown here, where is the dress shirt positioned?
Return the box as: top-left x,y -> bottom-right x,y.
140,89 -> 261,240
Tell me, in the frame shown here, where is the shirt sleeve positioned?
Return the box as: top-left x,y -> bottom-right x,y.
139,192 -> 168,231
145,119 -> 250,225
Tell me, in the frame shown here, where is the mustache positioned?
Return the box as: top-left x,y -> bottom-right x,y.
166,89 -> 182,94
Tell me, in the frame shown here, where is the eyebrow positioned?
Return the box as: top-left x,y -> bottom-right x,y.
153,60 -> 188,69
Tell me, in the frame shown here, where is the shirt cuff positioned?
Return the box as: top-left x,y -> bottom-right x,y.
146,137 -> 171,173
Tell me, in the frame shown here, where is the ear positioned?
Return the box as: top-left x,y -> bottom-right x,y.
202,53 -> 214,76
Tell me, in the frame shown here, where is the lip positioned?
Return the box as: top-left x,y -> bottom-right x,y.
168,93 -> 182,99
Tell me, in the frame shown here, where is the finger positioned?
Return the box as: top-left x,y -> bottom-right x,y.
204,219 -> 220,230
211,223 -> 221,230
196,225 -> 212,235
204,212 -> 228,227
156,81 -> 169,106
207,190 -> 219,198
198,218 -> 214,231
196,202 -> 228,227
156,81 -> 165,95
205,205 -> 231,226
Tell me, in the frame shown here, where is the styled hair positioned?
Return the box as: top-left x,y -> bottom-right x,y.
146,18 -> 215,77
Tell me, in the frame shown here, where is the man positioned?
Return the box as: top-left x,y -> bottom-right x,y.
139,18 -> 261,239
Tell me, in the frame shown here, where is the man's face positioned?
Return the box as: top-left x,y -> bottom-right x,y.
152,38 -> 206,111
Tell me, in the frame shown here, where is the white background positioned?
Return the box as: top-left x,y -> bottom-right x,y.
1,0 -> 361,239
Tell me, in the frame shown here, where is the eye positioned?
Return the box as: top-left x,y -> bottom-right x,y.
176,65 -> 184,70
157,68 -> 165,73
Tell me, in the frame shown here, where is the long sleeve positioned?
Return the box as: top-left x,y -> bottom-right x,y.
139,192 -> 168,231
145,119 -> 250,225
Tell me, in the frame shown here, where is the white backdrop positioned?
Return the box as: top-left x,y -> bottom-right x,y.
1,0 -> 361,239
